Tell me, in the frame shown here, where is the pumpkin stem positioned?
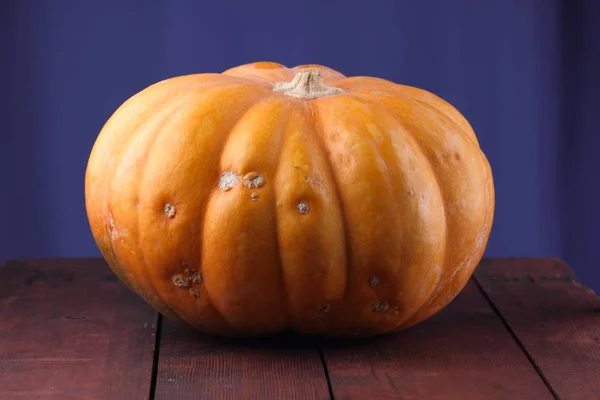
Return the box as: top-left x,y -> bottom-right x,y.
273,68 -> 344,100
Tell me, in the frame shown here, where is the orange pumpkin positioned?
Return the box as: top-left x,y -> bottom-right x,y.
85,61 -> 494,338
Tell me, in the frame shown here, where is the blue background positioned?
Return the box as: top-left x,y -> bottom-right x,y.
2,1 -> 599,292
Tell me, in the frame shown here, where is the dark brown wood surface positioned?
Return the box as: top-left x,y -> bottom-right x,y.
154,319 -> 331,400
475,258 -> 600,400
0,259 -> 158,400
0,258 -> 599,400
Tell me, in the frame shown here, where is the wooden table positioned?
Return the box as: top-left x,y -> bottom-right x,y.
1,258 -> 599,400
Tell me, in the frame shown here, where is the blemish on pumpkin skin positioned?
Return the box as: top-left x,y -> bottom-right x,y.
297,201 -> 310,214
372,301 -> 389,313
164,203 -> 176,218
186,270 -> 203,284
243,172 -> 265,189
369,275 -> 381,288
219,171 -> 239,191
189,288 -> 200,299
407,189 -> 415,197
317,304 -> 330,313
108,214 -> 118,241
250,192 -> 260,201
172,274 -> 190,288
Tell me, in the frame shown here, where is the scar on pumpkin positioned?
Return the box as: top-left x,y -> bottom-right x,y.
219,170 -> 239,191
164,203 -> 176,218
186,270 -> 202,284
369,275 -> 381,287
296,200 -> 310,214
243,172 -> 265,189
172,274 -> 190,288
317,304 -> 330,313
372,301 -> 389,312
108,212 -> 118,241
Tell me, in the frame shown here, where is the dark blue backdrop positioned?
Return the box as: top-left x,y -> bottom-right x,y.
2,1 -> 599,292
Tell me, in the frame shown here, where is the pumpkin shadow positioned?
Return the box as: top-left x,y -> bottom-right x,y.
210,331 -> 380,350
164,319 -> 381,351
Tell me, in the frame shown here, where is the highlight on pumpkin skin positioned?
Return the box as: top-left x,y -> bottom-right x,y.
249,192 -> 260,201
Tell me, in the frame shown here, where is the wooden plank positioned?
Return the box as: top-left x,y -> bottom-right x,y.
322,280 -> 554,400
0,258 -> 158,400
154,318 -> 331,400
475,258 -> 600,400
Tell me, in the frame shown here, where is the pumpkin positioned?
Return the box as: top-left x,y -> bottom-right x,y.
85,61 -> 494,338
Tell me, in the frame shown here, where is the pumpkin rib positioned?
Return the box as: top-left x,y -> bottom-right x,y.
85,74 -> 214,258
187,97 -> 275,336
223,61 -> 293,86
380,96 -> 490,330
341,92 -> 449,333
355,93 -> 450,332
343,92 -> 449,331
333,94 -> 407,333
270,102 -> 347,333
397,180 -> 493,331
270,105 -> 298,328
308,101 -> 352,304
428,160 -> 494,313
406,97 -> 479,148
132,90 -> 217,321
222,72 -> 275,88
311,95 -> 408,336
200,96 -> 290,334
108,88 -> 204,321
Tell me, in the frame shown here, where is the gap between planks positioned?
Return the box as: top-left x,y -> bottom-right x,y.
473,272 -> 560,400
149,313 -> 164,400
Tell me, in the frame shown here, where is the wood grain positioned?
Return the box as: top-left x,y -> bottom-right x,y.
154,318 -> 331,400
321,280 -> 554,400
475,258 -> 600,400
0,259 -> 158,400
